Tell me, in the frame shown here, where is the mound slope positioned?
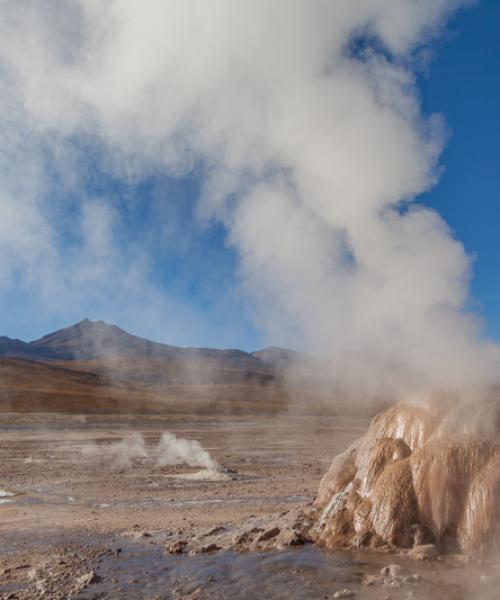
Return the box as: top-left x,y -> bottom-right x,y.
313,398 -> 500,555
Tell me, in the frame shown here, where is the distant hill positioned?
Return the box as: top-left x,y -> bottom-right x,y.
0,319 -> 333,395
0,319 -> 269,370
29,319 -> 181,361
0,336 -> 49,359
0,356 -> 288,414
252,346 -> 315,371
0,321 -> 372,416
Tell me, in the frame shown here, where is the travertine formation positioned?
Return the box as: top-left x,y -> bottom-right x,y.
313,397 -> 500,555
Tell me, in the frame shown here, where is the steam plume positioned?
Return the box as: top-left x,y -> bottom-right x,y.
157,432 -> 218,470
0,1 -> 497,397
81,432 -> 148,471
81,432 -> 219,472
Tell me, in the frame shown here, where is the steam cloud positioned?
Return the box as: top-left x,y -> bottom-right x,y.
81,432 -> 218,472
0,1 -> 498,397
81,432 -> 148,471
157,432 -> 218,470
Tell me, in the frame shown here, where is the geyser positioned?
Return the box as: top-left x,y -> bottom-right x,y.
80,431 -> 222,475
157,432 -> 219,471
313,397 -> 500,556
81,432 -> 148,472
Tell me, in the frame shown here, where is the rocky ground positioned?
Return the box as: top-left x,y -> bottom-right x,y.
1,412 -> 499,599
0,413 -> 363,531
0,412 -> 361,598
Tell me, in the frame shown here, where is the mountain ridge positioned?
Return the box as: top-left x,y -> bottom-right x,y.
0,320 -> 342,416
0,319 -> 304,372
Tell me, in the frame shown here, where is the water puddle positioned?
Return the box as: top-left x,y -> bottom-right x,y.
71,540 -> 491,600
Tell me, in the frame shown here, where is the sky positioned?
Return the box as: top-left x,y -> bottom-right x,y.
419,0 -> 500,341
0,0 -> 498,380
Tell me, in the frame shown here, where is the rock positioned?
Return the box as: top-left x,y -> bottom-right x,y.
353,530 -> 372,548
411,523 -> 433,546
408,544 -> 439,561
204,526 -> 226,537
363,563 -> 421,589
125,530 -> 152,539
381,563 -> 402,578
232,531 -> 253,546
196,543 -> 221,554
257,526 -> 280,542
166,540 -> 188,554
76,570 -> 101,588
313,400 -> 500,555
275,528 -> 307,547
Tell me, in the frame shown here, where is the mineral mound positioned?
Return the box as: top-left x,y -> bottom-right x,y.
312,396 -> 500,555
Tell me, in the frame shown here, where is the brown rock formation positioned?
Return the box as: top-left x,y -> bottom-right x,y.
313,398 -> 500,555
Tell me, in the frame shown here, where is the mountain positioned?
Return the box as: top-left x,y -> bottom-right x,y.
0,336 -> 52,359
0,321 -> 338,415
252,346 -> 313,371
0,319 -> 269,370
29,319 -> 180,361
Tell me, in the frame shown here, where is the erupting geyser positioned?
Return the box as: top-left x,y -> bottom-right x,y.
312,396 -> 500,556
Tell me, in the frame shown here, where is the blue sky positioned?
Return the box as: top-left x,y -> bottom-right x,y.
419,0 -> 500,341
1,1 -> 499,354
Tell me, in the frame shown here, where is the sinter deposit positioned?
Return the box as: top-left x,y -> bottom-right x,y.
312,398 -> 500,555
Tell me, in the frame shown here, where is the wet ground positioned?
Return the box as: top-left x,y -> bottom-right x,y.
74,542 -> 496,600
1,413 -> 498,598
3,528 -> 499,600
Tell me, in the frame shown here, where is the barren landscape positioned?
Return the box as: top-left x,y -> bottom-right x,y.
0,2 -> 498,596
1,408 -> 499,599
0,411 -> 365,598
2,322 -> 500,599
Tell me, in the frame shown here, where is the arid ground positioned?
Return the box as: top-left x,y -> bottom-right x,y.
2,411 -> 500,600
0,331 -> 497,600
0,411 -> 367,598
0,412 -> 364,534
